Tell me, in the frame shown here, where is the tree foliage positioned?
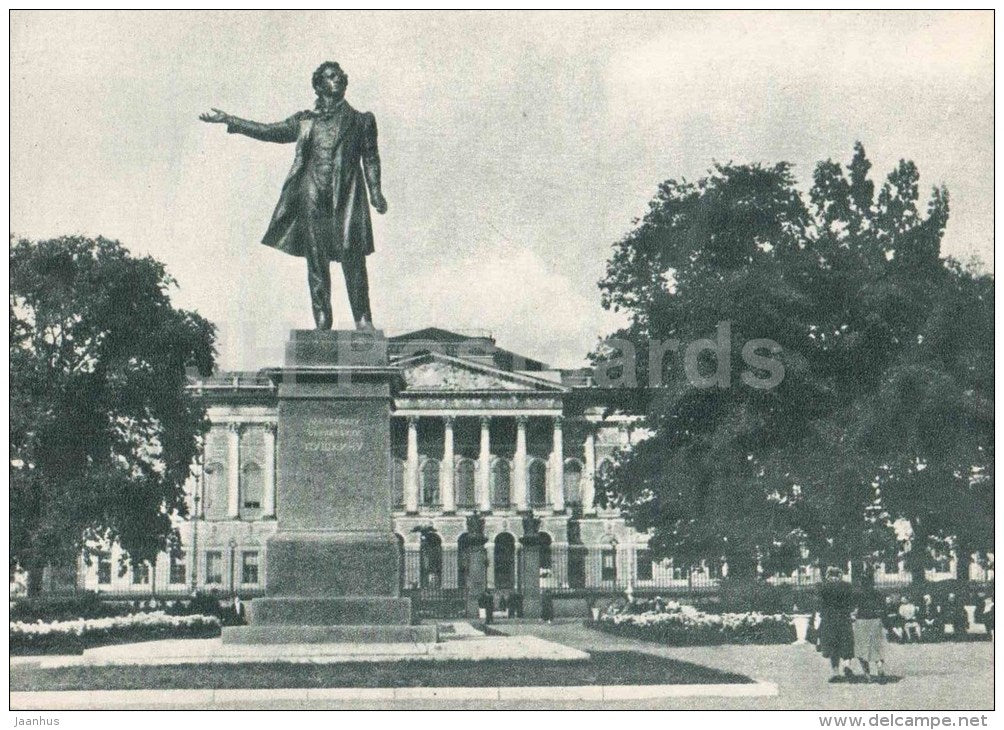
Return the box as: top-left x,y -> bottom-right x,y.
10,235 -> 216,591
595,145 -> 993,578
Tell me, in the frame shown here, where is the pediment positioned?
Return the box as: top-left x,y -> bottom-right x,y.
396,353 -> 567,393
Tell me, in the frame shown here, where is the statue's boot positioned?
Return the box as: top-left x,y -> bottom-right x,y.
356,316 -> 376,332
314,307 -> 333,330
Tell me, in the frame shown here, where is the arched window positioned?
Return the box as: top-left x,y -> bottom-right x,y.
528,458 -> 548,508
241,462 -> 263,519
419,531 -> 442,588
421,459 -> 440,507
563,459 -> 583,506
597,458 -> 615,483
393,459 -> 405,509
596,459 -> 615,510
203,462 -> 226,520
491,459 -> 511,508
455,459 -> 477,509
494,533 -> 516,589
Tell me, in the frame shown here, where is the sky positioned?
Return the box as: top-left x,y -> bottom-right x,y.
10,11 -> 993,371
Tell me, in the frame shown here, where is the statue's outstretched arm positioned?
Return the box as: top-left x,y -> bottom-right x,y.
199,108 -> 302,144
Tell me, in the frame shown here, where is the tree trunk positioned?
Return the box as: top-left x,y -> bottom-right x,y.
726,553 -> 757,580
955,547 -> 972,584
906,543 -> 928,587
907,517 -> 930,587
26,562 -> 45,596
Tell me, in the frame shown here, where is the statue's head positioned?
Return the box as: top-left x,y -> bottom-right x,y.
312,61 -> 348,101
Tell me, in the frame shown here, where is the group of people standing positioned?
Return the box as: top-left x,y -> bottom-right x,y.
816,566 -> 995,683
817,567 -> 888,682
476,590 -> 524,623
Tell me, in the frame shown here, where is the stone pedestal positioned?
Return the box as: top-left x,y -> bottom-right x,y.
518,539 -> 542,619
224,329 -> 436,645
464,547 -> 488,619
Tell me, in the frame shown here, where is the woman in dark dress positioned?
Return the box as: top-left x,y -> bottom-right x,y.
818,567 -> 856,681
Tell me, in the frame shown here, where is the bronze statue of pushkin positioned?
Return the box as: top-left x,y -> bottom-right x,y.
201,61 -> 387,331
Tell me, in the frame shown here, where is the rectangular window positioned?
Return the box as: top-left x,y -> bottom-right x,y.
241,551 -> 260,585
601,547 -> 617,582
169,552 -> 187,585
636,549 -> 654,581
131,560 -> 150,585
205,551 -> 223,585
97,558 -> 112,585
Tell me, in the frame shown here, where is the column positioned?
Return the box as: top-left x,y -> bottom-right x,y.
227,423 -> 241,519
514,416 -> 528,512
583,428 -> 596,514
551,416 -> 565,512
441,416 -> 456,513
262,423 -> 276,518
478,417 -> 492,511
405,416 -> 420,513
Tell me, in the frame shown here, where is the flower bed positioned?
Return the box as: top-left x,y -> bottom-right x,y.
10,611 -> 221,655
593,599 -> 794,646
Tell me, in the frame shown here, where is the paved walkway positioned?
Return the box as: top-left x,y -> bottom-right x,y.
498,621 -> 994,710
34,633 -> 587,668
10,622 -> 992,709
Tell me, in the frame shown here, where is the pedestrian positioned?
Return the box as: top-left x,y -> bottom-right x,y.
943,592 -> 968,639
980,595 -> 994,641
853,573 -> 887,682
899,597 -> 922,642
478,589 -> 494,625
883,595 -> 904,643
921,594 -> 940,640
818,566 -> 856,682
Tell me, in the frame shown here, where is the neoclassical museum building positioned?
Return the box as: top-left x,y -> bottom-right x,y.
72,327 -> 723,609
60,325 -> 984,609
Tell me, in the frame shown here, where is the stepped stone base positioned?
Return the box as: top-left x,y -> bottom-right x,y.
248,596 -> 412,625
221,624 -> 438,645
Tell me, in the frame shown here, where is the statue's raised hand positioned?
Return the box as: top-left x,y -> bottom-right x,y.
199,108 -> 229,124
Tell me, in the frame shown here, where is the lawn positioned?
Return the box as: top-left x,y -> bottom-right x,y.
10,651 -> 752,690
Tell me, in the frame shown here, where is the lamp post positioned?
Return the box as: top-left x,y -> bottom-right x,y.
190,493 -> 200,594
228,538 -> 238,597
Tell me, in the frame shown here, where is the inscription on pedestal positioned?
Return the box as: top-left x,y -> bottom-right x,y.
277,397 -> 392,533
302,417 -> 365,453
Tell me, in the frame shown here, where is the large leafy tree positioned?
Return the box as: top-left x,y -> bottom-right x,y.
10,235 -> 216,592
595,145 -> 993,580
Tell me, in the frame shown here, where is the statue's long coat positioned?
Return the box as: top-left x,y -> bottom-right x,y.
226,102 -> 379,262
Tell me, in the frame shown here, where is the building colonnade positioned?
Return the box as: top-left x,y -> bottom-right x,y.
397,414 -> 599,514
200,420 -> 277,522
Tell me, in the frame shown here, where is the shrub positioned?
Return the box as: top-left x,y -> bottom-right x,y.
10,611 -> 221,655
166,592 -> 246,626
9,592 -> 135,623
716,579 -> 803,614
594,599 -> 794,646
